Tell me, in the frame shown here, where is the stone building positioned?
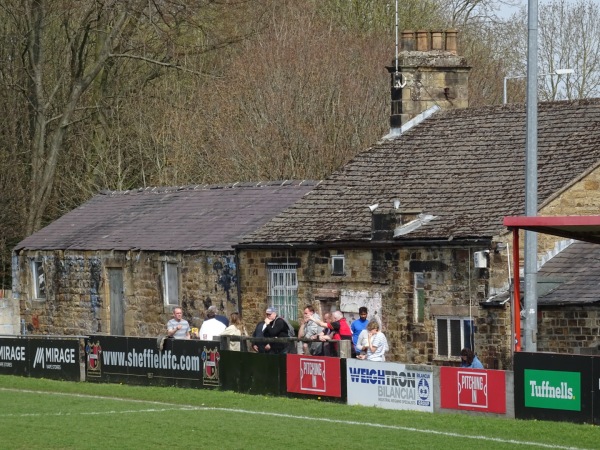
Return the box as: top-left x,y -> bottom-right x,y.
236,31 -> 600,369
11,181 -> 316,336
536,240 -> 600,354
238,99 -> 600,369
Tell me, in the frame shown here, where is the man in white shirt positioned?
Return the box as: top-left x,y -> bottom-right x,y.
199,305 -> 226,340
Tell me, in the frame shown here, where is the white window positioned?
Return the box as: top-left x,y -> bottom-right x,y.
413,273 -> 424,323
436,317 -> 474,358
267,263 -> 298,321
331,255 -> 345,275
31,259 -> 46,299
163,262 -> 179,306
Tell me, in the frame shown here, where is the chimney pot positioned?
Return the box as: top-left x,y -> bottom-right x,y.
431,31 -> 443,50
401,30 -> 415,51
416,30 -> 429,51
445,29 -> 458,54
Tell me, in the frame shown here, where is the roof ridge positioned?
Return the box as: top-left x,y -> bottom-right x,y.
100,180 -> 322,196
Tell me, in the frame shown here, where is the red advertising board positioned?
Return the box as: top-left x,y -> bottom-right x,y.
286,354 -> 341,397
440,366 -> 506,414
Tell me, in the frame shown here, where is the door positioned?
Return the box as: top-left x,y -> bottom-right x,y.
108,268 -> 125,336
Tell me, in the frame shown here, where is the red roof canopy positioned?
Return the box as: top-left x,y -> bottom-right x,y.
503,216 -> 600,244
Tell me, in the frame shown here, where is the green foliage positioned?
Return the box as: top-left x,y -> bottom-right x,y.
1,375 -> 599,449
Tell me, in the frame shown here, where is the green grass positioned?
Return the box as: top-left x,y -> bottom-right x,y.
0,375 -> 598,450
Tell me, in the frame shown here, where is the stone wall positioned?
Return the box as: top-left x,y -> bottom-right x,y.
239,243 -> 498,365
0,290 -> 19,335
14,249 -> 238,336
537,307 -> 600,354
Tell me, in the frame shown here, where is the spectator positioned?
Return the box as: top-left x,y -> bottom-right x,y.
357,320 -> 388,361
199,306 -> 226,340
351,307 -> 369,354
166,307 -> 190,340
208,305 -> 230,327
221,312 -> 247,351
298,305 -> 323,355
317,313 -> 335,356
355,328 -> 369,357
460,348 -> 484,369
315,310 -> 353,357
263,306 -> 290,354
251,312 -> 269,353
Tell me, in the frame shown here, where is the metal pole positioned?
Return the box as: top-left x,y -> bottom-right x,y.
524,0 -> 538,352
503,77 -> 508,104
512,228 -> 521,352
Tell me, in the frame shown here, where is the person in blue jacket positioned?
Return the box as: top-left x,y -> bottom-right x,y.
351,307 -> 369,355
460,347 -> 484,369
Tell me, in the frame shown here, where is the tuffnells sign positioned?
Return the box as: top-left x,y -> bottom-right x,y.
0,337 -> 81,380
524,369 -> 580,411
440,366 -> 506,414
514,352 -> 593,424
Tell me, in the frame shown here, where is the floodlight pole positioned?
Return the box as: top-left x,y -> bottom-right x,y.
524,0 -> 538,352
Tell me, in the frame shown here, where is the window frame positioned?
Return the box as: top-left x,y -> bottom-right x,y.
267,263 -> 298,321
331,255 -> 345,275
163,262 -> 180,307
31,258 -> 46,300
413,272 -> 425,323
435,316 -> 474,359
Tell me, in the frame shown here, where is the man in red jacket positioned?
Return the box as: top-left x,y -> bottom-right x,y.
316,310 -> 354,357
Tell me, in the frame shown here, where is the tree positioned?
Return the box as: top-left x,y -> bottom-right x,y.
0,0 -> 271,236
496,0 -> 600,103
538,0 -> 600,101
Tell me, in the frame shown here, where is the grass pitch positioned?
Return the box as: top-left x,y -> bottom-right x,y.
0,375 -> 598,449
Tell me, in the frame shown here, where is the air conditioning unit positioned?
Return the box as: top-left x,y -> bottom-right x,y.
473,251 -> 489,269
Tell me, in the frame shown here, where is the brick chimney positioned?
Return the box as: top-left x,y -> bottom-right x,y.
387,30 -> 470,131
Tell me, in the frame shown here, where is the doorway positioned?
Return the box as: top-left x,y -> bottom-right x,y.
108,268 -> 125,335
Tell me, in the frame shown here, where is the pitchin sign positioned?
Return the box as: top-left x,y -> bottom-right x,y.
440,366 -> 506,414
286,354 -> 341,397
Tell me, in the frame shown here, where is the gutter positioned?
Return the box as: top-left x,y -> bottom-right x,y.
234,237 -> 492,251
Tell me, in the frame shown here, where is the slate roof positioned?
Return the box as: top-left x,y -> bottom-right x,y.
241,99 -> 600,245
14,181 -> 318,252
538,241 -> 600,306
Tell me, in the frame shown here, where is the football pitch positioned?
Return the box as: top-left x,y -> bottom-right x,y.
0,375 -> 598,450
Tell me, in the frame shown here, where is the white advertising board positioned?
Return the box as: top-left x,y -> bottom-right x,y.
346,359 -> 434,412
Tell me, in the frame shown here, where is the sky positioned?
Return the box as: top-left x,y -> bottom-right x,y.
497,0 -> 592,19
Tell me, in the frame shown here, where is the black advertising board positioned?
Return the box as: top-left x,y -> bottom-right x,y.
0,337 -> 81,381
593,356 -> 600,425
0,337 -> 28,377
84,335 -> 220,389
28,337 -> 81,381
514,352 -> 594,424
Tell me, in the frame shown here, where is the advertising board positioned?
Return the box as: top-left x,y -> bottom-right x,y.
440,366 -> 506,414
85,336 -> 218,388
514,352 -> 593,424
286,354 -> 341,397
0,337 -> 81,380
346,359 -> 433,412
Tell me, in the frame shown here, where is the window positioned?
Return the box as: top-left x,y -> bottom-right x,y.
31,259 -> 46,299
413,273 -> 424,323
436,317 -> 474,358
163,262 -> 179,306
331,255 -> 345,275
267,263 -> 298,320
